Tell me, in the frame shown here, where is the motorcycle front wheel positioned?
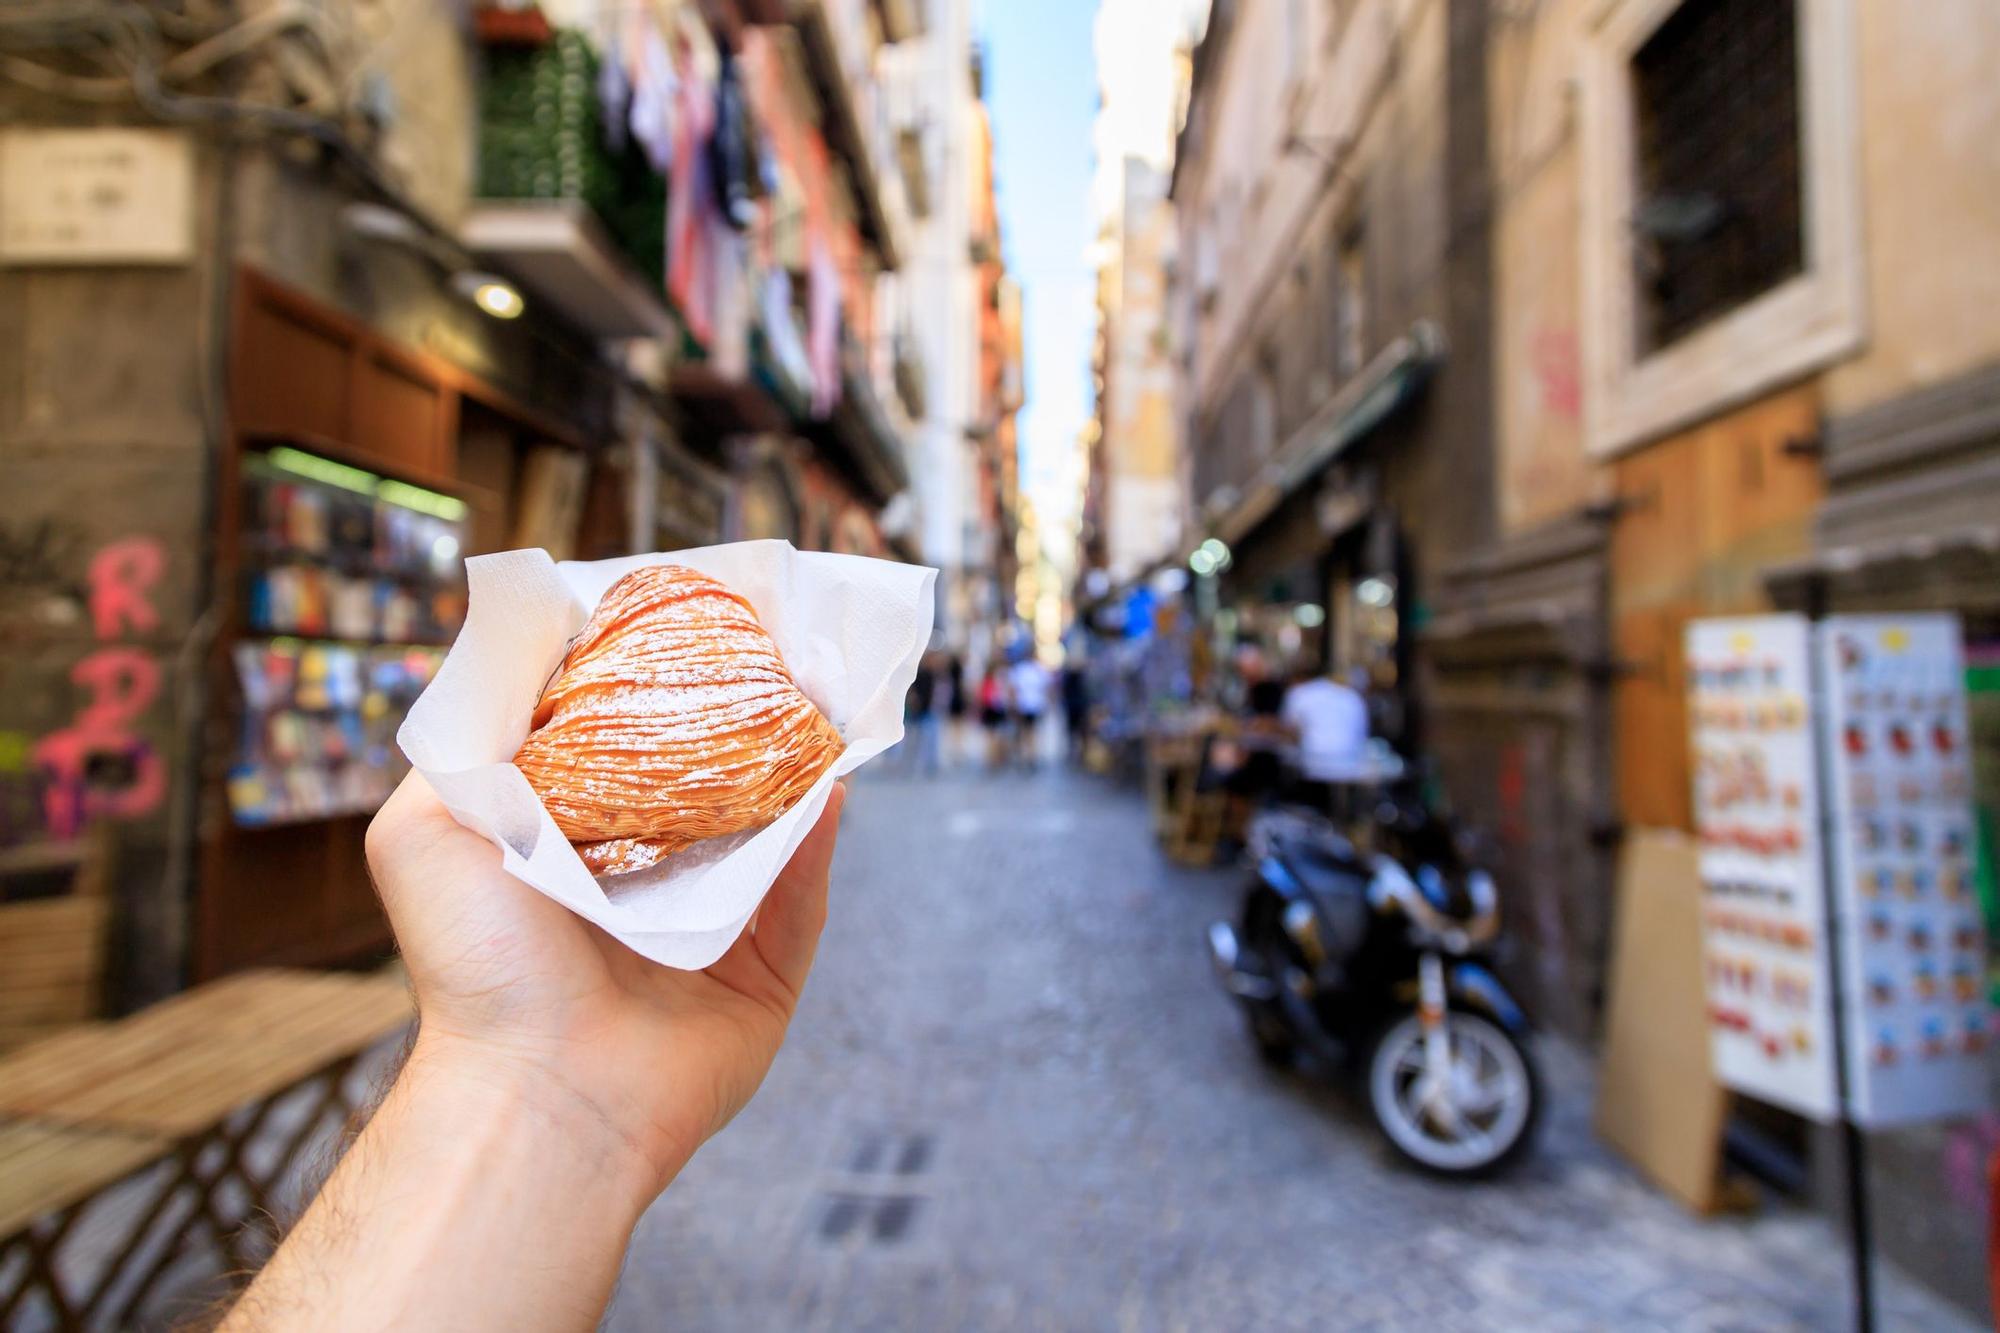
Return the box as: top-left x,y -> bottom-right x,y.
1365,1010 -> 1539,1177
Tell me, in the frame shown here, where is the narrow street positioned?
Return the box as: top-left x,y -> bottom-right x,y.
610,754 -> 1975,1333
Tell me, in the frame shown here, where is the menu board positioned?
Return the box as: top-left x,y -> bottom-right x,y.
1818,615 -> 1991,1127
1687,616 -> 1840,1121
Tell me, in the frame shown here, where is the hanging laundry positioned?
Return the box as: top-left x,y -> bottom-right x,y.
807,236 -> 843,417
597,21 -> 631,155
666,27 -> 717,345
630,26 -> 677,175
761,267 -> 814,405
708,217 -> 752,378
708,48 -> 760,232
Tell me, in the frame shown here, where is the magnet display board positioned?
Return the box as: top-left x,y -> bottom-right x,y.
1818,615 -> 1991,1127
1686,616 -> 1840,1121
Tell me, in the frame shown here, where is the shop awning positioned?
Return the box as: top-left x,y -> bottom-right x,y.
1211,321 -> 1444,549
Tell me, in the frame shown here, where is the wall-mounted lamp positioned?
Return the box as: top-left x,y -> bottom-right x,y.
453,270 -> 525,320
343,202 -> 526,321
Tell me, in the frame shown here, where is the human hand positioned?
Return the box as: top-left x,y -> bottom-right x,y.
365,771 -> 845,1197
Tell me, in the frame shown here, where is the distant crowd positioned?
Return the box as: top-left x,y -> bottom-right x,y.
901,650 -> 1082,773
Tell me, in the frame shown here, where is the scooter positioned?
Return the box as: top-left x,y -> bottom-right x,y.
1206,786 -> 1541,1176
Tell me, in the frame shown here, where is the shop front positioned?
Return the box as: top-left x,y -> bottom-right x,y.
198,267 -> 609,979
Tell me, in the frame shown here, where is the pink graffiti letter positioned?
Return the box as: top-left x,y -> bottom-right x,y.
87,537 -> 165,640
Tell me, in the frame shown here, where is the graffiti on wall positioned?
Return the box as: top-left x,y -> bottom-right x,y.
24,536 -> 168,843
1942,1111 -> 2000,1215
1531,327 -> 1581,422
0,517 -> 88,611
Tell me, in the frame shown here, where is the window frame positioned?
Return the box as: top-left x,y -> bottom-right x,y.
1578,0 -> 1865,457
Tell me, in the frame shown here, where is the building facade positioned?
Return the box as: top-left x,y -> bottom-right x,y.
874,5 -> 1021,666
1478,0 -> 2000,1315
1084,156 -> 1184,589
1170,0 -> 1497,869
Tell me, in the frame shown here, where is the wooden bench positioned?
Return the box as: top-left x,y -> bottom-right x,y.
0,836 -> 114,1054
0,969 -> 413,1328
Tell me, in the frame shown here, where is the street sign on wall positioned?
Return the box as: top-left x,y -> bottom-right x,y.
1686,615 -> 1840,1121
0,129 -> 194,266
1817,615 -> 1991,1127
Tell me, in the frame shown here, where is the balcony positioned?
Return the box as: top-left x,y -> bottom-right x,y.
461,201 -> 673,340
758,0 -> 902,271
803,334 -> 910,506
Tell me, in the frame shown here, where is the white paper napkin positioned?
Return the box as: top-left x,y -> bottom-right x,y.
397,540 -> 937,968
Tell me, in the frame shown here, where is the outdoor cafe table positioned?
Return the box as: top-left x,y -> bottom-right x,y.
0,968 -> 413,1328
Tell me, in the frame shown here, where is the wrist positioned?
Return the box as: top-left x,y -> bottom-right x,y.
402,1028 -> 684,1213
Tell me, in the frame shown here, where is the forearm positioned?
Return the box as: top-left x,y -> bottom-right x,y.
224,1036 -> 666,1332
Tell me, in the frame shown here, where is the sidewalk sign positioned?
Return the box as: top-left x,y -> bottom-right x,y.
1687,612 -> 1993,1123
1816,616 -> 1989,1127
1686,611 -> 1996,1333
1685,615 -> 1839,1120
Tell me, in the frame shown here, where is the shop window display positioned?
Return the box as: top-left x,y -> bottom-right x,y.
226,447 -> 466,826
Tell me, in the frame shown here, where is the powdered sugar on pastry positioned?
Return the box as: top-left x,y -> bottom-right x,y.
513,564 -> 844,874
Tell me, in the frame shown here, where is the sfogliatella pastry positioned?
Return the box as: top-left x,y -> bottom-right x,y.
514,564 -> 843,875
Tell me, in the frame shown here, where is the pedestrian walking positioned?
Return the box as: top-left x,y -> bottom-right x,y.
945,651 -> 968,766
1061,655 -> 1090,763
978,665 -> 1010,770
902,654 -> 942,775
1009,655 -> 1050,770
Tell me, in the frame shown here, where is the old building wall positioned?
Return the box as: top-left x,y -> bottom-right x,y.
1823,0 -> 2000,417
0,137 -> 229,1002
1183,0 -> 1430,420
1487,0 -> 1599,535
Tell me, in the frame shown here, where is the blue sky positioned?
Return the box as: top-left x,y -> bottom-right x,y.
979,0 -> 1098,550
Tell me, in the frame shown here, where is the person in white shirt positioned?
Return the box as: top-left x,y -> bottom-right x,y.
1281,660 -> 1371,784
1008,657 -> 1050,768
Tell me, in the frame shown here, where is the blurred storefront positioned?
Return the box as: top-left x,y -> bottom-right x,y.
0,0 -> 996,1014
1166,0 -> 1496,833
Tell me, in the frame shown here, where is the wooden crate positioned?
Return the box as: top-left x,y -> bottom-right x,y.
0,838 -> 112,1053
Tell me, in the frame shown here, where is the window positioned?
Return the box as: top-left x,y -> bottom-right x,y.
1335,225 -> 1366,376
1631,0 -> 1803,352
1577,0 -> 1863,456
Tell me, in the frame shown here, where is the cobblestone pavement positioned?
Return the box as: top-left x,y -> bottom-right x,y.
610,758 -> 1978,1333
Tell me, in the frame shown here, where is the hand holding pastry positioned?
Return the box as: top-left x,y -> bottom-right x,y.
367,768 -> 846,1192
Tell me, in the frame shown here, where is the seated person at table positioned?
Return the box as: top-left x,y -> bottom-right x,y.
1220,646 -> 1290,799
1281,659 -> 1371,808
